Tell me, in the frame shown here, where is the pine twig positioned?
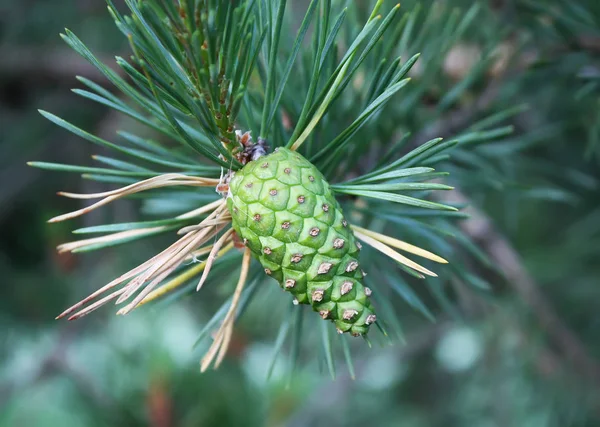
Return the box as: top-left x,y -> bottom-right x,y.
440,189 -> 600,384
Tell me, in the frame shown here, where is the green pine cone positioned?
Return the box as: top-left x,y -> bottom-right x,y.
227,148 -> 376,336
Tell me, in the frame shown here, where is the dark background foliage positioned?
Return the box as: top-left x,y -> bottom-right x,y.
1,0 -> 600,426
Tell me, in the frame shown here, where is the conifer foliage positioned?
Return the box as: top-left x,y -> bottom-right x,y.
32,0 -> 508,372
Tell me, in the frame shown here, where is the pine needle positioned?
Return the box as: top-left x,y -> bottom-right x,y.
138,242 -> 235,308
178,217 -> 232,235
351,224 -> 448,263
201,248 -> 251,372
183,245 -> 217,263
176,199 -> 228,219
50,173 -> 219,223
56,201 -> 231,320
57,226 -> 167,253
353,228 -> 437,277
197,228 -> 234,291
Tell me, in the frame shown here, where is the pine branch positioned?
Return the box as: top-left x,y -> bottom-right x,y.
439,188 -> 600,384
32,0 -> 541,375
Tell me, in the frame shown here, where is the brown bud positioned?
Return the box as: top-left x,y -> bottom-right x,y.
322,204 -> 330,212
263,247 -> 272,255
365,314 -> 377,325
297,195 -> 305,204
291,253 -> 303,263
340,281 -> 353,295
264,268 -> 272,275
342,219 -> 348,227
245,182 -> 253,188
292,298 -> 299,305
285,279 -> 296,289
333,238 -> 345,249
351,332 -> 361,337
253,214 -> 261,222
284,168 -> 291,174
356,242 -> 362,250
261,162 -> 269,168
308,175 -> 315,182
319,310 -> 330,319
336,328 -> 344,335
309,227 -> 320,236
269,189 -> 278,196
281,221 -> 290,229
364,287 -> 372,297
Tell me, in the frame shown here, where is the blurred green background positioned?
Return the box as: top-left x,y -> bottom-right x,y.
1,0 -> 600,426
